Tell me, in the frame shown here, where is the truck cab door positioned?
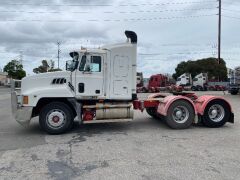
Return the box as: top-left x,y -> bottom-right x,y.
74,54 -> 104,98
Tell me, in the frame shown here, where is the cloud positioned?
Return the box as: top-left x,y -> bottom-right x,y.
0,0 -> 239,75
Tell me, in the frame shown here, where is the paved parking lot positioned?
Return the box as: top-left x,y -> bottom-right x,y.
0,87 -> 240,180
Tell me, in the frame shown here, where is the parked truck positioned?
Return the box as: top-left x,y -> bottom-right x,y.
176,73 -> 192,87
176,73 -> 226,91
136,72 -> 144,87
11,31 -> 234,134
229,66 -> 240,95
176,73 -> 207,91
191,73 -> 208,91
137,74 -> 179,93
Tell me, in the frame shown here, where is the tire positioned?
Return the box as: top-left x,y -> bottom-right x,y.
146,107 -> 161,119
202,99 -> 230,128
165,100 -> 195,129
142,87 -> 147,93
39,102 -> 74,134
203,86 -> 208,91
197,85 -> 203,91
191,86 -> 197,91
230,90 -> 238,95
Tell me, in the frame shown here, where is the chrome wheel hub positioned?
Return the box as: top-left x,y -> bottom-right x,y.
172,106 -> 189,124
176,110 -> 183,119
46,110 -> 66,129
208,104 -> 225,122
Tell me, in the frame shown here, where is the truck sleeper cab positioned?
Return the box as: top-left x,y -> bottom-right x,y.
11,31 -> 234,134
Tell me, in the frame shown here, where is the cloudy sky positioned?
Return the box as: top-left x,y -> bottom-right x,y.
0,0 -> 239,77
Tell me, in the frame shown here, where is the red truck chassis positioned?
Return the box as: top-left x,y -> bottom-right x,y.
132,92 -> 234,129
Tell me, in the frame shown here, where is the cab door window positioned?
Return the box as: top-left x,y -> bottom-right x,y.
90,56 -> 101,72
79,55 -> 101,72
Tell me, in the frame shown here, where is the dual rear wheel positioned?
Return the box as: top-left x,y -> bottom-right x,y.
146,99 -> 230,129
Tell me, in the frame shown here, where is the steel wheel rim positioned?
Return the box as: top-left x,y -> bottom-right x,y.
172,106 -> 189,124
208,104 -> 225,122
46,109 -> 66,129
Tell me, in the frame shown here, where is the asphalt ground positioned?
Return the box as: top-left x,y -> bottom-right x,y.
0,87 -> 239,180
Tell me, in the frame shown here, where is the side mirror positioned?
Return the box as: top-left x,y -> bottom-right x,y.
65,60 -> 72,71
66,60 -> 77,72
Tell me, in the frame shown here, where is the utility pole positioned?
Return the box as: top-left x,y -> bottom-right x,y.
218,0 -> 221,64
57,41 -> 61,69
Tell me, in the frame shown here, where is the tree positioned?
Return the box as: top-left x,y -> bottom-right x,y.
173,57 -> 227,81
33,60 -> 62,74
3,60 -> 26,79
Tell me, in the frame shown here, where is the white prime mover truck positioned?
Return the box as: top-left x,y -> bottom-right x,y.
176,73 -> 192,87
176,73 -> 208,91
11,31 -> 234,134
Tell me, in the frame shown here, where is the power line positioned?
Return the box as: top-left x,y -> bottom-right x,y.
139,51 -> 213,55
120,1 -> 217,6
1,1 -> 217,7
0,8 -> 217,14
222,8 -> 240,13
222,15 -> 240,20
0,14 -> 217,22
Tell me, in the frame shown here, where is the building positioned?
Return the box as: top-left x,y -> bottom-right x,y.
0,72 -> 9,86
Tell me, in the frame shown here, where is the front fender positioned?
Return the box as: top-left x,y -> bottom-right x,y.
23,86 -> 74,106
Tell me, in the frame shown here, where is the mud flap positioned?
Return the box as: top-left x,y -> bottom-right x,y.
229,113 -> 234,123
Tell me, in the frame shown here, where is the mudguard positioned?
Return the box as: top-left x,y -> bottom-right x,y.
194,95 -> 233,115
156,95 -> 197,116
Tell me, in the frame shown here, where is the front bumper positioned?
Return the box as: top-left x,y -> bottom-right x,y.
11,91 -> 33,126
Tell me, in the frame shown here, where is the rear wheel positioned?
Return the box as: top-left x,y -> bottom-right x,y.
39,102 -> 74,134
202,100 -> 230,128
165,100 -> 194,129
146,107 -> 162,119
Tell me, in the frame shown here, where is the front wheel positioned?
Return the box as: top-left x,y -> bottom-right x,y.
202,100 -> 230,128
165,100 -> 195,129
191,86 -> 197,91
197,85 -> 203,91
39,102 -> 74,134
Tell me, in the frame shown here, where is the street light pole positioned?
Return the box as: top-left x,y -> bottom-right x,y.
57,41 -> 61,69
